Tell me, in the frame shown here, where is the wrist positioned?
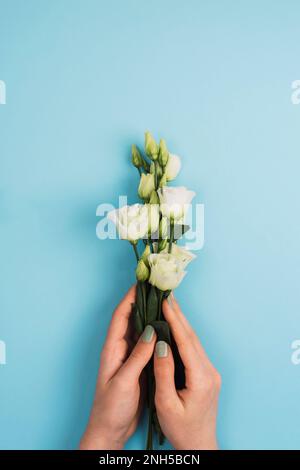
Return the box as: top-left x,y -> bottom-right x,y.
79,426 -> 125,450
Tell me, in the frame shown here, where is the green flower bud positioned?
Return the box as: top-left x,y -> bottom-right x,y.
159,216 -> 168,239
131,144 -> 143,168
138,173 -> 155,200
158,139 -> 169,167
165,154 -> 181,181
149,190 -> 159,204
136,259 -> 149,282
145,131 -> 158,160
141,244 -> 151,266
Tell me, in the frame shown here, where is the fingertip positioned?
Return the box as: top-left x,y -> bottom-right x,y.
115,284 -> 136,314
125,284 -> 137,301
154,341 -> 175,367
119,325 -> 156,381
140,325 -> 156,344
155,340 -> 169,358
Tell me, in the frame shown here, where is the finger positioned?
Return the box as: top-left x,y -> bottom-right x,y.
153,341 -> 182,410
167,294 -> 195,340
162,299 -> 206,389
105,285 -> 136,346
116,325 -> 156,383
169,294 -> 211,362
99,286 -> 136,383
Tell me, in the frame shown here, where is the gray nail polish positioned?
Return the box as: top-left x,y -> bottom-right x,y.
156,341 -> 168,358
141,325 -> 154,343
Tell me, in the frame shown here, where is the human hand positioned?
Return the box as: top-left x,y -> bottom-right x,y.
154,295 -> 221,450
80,286 -> 156,450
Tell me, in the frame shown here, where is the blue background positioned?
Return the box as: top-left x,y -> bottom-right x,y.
1,0 -> 300,450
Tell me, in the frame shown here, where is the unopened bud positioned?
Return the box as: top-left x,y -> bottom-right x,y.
145,131 -> 158,160
158,139 -> 169,167
136,259 -> 149,281
131,144 -> 143,168
159,216 -> 168,239
138,173 -> 155,200
141,245 -> 151,266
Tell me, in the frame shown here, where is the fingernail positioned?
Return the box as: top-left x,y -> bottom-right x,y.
155,341 -> 168,358
141,325 -> 155,343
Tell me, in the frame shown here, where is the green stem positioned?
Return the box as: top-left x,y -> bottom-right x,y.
168,222 -> 174,254
146,362 -> 154,450
132,242 -> 139,262
148,238 -> 154,253
154,161 -> 158,190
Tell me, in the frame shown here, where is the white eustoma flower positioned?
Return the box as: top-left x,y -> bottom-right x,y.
148,253 -> 186,291
108,203 -> 159,242
138,173 -> 155,200
160,244 -> 196,268
158,186 -> 196,220
165,154 -> 181,181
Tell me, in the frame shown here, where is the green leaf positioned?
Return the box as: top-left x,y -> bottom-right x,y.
146,286 -> 158,323
132,303 -> 144,335
150,320 -> 171,345
136,281 -> 145,318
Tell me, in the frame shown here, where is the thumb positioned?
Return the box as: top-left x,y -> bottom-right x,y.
153,341 -> 179,408
117,325 -> 156,383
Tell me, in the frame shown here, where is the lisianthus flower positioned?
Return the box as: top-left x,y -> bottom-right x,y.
160,244 -> 196,268
148,253 -> 186,291
138,173 -> 155,200
108,203 -> 159,242
158,186 -> 196,221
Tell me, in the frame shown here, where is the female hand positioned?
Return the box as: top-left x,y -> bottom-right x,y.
153,295 -> 221,450
80,286 -> 156,450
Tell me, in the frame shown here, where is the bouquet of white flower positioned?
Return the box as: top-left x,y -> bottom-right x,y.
108,132 -> 196,449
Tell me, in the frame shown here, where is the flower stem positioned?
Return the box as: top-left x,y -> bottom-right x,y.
168,222 -> 174,254
148,238 -> 154,253
154,161 -> 158,190
146,362 -> 154,450
132,242 -> 139,262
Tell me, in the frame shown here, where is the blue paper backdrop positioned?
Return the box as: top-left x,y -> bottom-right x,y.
1,0 -> 300,450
